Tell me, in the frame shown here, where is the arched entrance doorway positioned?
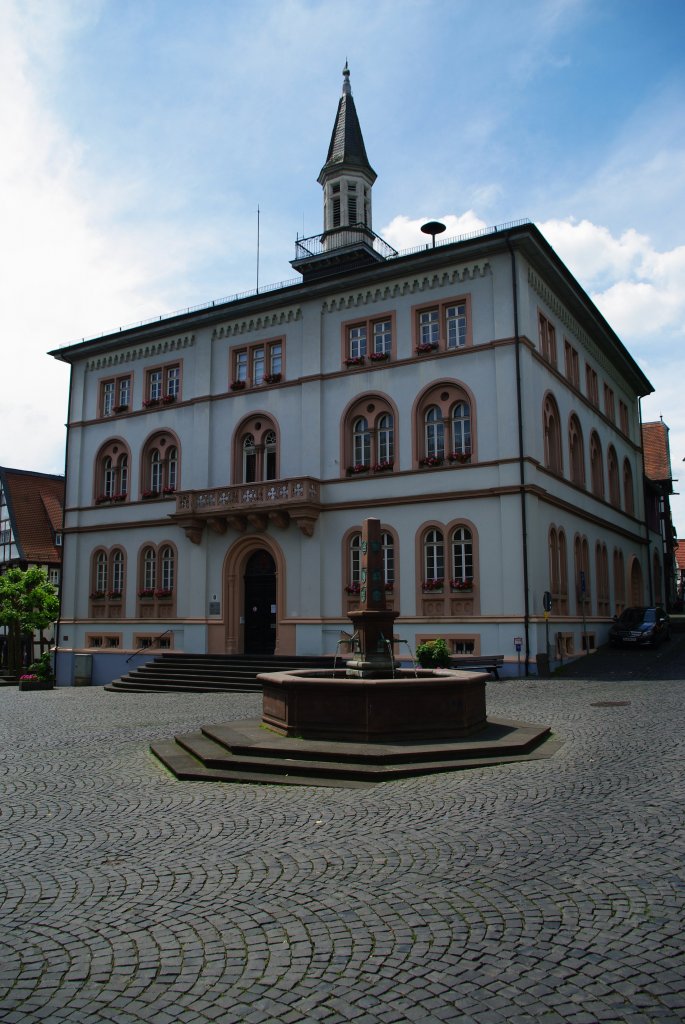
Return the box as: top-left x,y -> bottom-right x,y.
244,550 -> 277,655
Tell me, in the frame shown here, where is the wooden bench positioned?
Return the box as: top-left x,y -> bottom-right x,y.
449,655 -> 504,679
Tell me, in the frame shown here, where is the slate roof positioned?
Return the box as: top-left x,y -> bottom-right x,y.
0,467 -> 65,565
318,64 -> 376,184
642,420 -> 673,484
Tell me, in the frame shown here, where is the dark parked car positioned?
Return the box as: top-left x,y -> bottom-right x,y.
609,606 -> 671,647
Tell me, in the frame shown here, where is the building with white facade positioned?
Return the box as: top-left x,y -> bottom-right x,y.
50,66 -> 657,684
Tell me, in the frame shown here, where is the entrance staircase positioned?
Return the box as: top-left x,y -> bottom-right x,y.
105,653 -> 336,694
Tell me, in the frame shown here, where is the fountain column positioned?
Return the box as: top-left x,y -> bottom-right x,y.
345,518 -> 399,678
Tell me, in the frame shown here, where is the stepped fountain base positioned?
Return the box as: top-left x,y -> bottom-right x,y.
260,667 -> 487,742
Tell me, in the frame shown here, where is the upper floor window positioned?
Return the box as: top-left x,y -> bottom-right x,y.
342,314 -> 394,366
141,433 -> 180,499
623,459 -> 634,516
604,384 -> 616,423
100,374 -> 131,417
619,400 -> 629,437
144,363 -> 181,407
413,296 -> 471,354
569,414 -> 585,487
564,341 -> 579,389
416,383 -> 473,468
589,432 -> 604,499
607,446 -> 620,507
232,339 -> 284,389
95,441 -> 130,504
233,416 -> 279,483
538,313 -> 557,367
343,396 -> 396,475
420,522 -> 478,598
586,364 -> 599,407
543,395 -> 563,476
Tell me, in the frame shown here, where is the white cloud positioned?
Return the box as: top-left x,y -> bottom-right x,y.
380,212 -> 490,253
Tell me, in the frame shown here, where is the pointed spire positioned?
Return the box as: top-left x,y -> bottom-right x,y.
318,63 -> 376,185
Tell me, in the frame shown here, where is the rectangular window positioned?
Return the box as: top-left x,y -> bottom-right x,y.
167,366 -> 180,398
586,364 -> 599,406
145,364 -> 180,405
373,320 -> 392,355
564,340 -> 579,388
102,381 -> 115,416
232,339 -> 284,388
149,370 -> 163,401
413,296 -> 471,353
100,374 -> 131,416
538,313 -> 557,367
118,377 -> 131,408
348,325 -> 367,359
604,384 -> 615,423
342,315 -> 394,364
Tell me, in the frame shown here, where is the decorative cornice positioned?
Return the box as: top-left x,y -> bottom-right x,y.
212,307 -> 302,341
85,335 -> 195,371
527,268 -> 613,374
321,263 -> 490,313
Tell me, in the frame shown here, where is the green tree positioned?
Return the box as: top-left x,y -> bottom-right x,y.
0,567 -> 60,677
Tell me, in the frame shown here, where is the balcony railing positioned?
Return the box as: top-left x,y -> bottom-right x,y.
172,477 -> 321,541
294,226 -> 398,262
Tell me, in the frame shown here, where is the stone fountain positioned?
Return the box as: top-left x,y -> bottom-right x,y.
259,518 -> 488,742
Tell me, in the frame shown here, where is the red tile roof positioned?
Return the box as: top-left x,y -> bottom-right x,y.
675,541 -> 685,572
642,421 -> 672,483
0,468 -> 65,565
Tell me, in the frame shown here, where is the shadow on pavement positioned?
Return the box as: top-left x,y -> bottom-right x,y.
553,628 -> 685,682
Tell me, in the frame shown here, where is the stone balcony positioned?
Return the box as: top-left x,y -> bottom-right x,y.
171,477 -> 321,542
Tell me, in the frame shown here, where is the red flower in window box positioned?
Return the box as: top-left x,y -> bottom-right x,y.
143,398 -> 160,408
450,579 -> 473,591
161,394 -> 177,405
345,582 -> 361,595
231,380 -> 246,391
263,373 -> 282,385
447,451 -> 471,464
373,460 -> 394,473
138,589 -> 155,598
112,493 -> 126,502
108,590 -> 122,600
154,588 -> 173,599
95,495 -> 112,505
90,591 -> 106,600
344,356 -> 366,367
416,342 -> 439,354
419,455 -> 444,467
142,490 -> 160,500
385,582 -> 394,592
162,486 -> 176,495
368,352 -> 389,362
422,578 -> 445,591
346,463 -> 371,476
113,404 -> 129,413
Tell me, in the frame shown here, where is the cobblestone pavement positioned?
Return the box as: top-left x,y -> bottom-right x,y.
0,664 -> 683,1023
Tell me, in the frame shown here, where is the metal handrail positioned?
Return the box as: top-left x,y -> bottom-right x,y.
126,629 -> 174,664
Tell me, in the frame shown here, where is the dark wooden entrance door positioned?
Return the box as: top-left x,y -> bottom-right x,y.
244,550 -> 276,655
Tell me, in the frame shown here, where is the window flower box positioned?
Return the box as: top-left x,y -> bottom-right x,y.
162,486 -> 176,496
138,589 -> 155,599
154,588 -> 173,599
368,352 -> 389,362
373,460 -> 394,473
450,579 -> 473,591
112,493 -> 126,503
263,373 -> 282,385
422,578 -> 445,592
231,380 -> 246,391
448,451 -> 471,464
385,582 -> 394,592
345,583 -> 361,595
143,398 -> 160,408
95,495 -> 112,505
416,342 -> 439,354
346,463 -> 371,476
108,591 -> 122,600
420,456 -> 444,467
90,591 -> 106,600
113,404 -> 129,414
142,490 -> 160,500
344,356 -> 366,367
161,394 -> 177,405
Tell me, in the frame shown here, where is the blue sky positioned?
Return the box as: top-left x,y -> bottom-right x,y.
2,0 -> 684,529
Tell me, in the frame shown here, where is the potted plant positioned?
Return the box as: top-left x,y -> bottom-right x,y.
344,355 -> 366,367
368,352 -> 390,362
416,341 -> 439,354
422,578 -> 445,592
19,652 -> 55,691
230,380 -> 247,391
415,638 -> 450,668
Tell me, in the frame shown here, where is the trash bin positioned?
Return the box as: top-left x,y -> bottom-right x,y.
73,653 -> 93,687
535,653 -> 550,678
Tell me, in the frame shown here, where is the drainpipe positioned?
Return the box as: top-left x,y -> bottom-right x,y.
507,237 -> 531,674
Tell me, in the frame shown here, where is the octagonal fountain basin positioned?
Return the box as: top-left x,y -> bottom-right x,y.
259,667 -> 489,743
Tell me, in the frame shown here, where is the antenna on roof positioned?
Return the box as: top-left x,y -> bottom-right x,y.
256,205 -> 260,294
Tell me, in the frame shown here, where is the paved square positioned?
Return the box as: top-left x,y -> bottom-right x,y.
0,671 -> 683,1023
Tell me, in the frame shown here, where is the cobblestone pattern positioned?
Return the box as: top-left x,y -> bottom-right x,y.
0,669 -> 683,1023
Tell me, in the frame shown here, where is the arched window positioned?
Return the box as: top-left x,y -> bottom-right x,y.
590,432 -> 604,499
416,383 -> 474,468
423,528 -> 445,586
233,416 -> 280,484
138,543 -> 177,615
569,415 -> 585,487
613,549 -> 626,615
549,527 -> 569,614
596,543 -> 610,615
141,432 -> 181,498
607,446 -> 620,507
345,530 -> 396,598
343,396 -> 396,475
623,459 -> 634,515
574,534 -> 591,613
90,547 -> 126,614
95,440 -> 130,504
451,526 -> 473,585
543,395 -> 563,475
